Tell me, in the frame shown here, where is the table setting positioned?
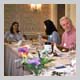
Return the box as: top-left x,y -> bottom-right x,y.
4,40 -> 76,76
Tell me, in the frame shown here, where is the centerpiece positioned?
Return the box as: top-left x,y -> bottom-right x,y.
18,46 -> 54,76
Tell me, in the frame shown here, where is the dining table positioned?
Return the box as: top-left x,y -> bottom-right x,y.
4,40 -> 76,76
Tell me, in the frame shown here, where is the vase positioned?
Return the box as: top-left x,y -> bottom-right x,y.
32,70 -> 41,76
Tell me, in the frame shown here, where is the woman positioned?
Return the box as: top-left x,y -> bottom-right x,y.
4,21 -> 23,42
43,19 -> 60,45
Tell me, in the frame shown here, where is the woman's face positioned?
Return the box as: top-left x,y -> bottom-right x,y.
13,23 -> 18,32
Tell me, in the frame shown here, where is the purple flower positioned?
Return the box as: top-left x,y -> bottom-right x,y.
18,47 -> 29,57
27,58 -> 40,65
18,47 -> 29,53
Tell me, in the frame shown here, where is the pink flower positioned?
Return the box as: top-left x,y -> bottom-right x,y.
18,47 -> 29,57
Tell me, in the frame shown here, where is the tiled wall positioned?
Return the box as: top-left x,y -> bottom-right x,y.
4,4 -> 51,35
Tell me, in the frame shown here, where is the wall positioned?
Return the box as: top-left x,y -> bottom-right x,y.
65,4 -> 76,27
4,4 -> 76,36
4,4 -> 51,35
70,4 -> 76,27
50,4 -> 57,27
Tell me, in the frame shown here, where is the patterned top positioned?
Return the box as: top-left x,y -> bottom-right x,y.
4,31 -> 23,42
48,31 -> 60,45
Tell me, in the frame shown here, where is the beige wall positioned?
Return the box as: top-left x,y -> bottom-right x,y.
50,4 -> 57,27
65,4 -> 76,27
4,4 -> 76,35
70,4 -> 76,27
4,4 -> 51,35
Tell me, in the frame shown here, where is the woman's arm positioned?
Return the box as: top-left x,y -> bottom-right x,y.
52,31 -> 61,45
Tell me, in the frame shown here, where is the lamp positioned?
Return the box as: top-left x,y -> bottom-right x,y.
30,4 -> 42,12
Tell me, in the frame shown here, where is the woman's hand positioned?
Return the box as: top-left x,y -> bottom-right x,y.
41,38 -> 47,43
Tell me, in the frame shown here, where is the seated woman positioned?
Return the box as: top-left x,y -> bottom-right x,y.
4,21 -> 23,42
43,19 -> 61,45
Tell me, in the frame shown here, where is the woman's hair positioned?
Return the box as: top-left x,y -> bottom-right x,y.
44,19 -> 57,35
10,21 -> 20,34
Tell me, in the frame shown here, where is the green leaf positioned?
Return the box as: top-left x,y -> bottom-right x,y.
22,58 -> 55,76
40,58 -> 54,65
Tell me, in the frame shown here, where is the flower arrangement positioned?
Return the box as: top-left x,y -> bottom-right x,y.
18,46 -> 54,76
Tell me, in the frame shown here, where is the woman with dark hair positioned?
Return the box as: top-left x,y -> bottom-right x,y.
43,19 -> 60,45
4,21 -> 23,42
10,22 -> 20,34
